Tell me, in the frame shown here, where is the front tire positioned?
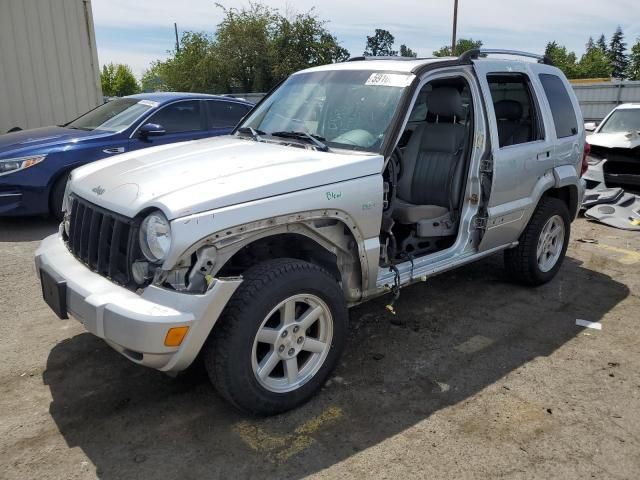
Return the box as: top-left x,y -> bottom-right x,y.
203,258 -> 348,415
50,173 -> 69,221
504,196 -> 570,286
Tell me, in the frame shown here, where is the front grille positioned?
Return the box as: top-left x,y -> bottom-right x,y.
65,195 -> 137,286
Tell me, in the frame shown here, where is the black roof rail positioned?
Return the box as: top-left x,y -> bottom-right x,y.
346,55 -> 427,62
459,48 -> 554,65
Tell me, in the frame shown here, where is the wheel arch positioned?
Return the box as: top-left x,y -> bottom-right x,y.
190,212 -> 370,302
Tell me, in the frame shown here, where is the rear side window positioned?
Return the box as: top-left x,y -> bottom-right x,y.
207,101 -> 251,128
146,100 -> 202,133
486,73 -> 544,148
538,74 -> 578,138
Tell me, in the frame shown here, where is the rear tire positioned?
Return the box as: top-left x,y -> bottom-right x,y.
504,196 -> 570,286
50,173 -> 69,221
203,258 -> 348,416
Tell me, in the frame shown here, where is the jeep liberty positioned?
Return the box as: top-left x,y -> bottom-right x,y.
36,49 -> 587,415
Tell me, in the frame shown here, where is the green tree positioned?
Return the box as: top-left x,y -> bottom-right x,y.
112,64 -> 140,96
140,62 -> 169,92
578,45 -> 612,78
153,31 -> 218,92
544,42 -> 579,78
596,34 -> 607,53
608,26 -> 628,79
270,10 -> 349,82
100,63 -> 116,96
101,63 -> 139,96
433,38 -> 482,57
399,44 -> 417,58
627,37 -> 640,80
585,36 -> 595,51
364,29 -> 397,56
214,3 -> 277,92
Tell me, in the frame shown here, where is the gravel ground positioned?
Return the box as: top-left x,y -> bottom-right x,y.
0,216 -> 638,479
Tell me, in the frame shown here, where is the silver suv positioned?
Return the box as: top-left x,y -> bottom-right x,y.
36,49 -> 587,415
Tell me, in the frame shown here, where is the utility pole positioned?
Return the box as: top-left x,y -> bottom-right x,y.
451,0 -> 458,56
174,23 -> 180,52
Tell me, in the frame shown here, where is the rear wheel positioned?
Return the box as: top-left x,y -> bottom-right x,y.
504,196 -> 570,285
50,173 -> 69,221
203,258 -> 348,415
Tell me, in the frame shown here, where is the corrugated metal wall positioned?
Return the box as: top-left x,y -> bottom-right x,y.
0,0 -> 102,133
572,81 -> 640,122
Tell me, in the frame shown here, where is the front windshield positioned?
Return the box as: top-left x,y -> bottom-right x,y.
66,98 -> 155,132
599,109 -> 640,134
240,69 -> 413,153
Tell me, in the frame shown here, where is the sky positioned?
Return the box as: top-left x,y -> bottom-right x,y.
92,0 -> 640,78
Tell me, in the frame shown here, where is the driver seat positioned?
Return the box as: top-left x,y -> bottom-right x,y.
393,87 -> 467,237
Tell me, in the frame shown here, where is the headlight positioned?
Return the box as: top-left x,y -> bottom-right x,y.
62,177 -> 72,236
0,154 -> 46,176
139,211 -> 172,262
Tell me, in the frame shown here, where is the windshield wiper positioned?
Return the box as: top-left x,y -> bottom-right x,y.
237,126 -> 265,142
270,131 -> 330,152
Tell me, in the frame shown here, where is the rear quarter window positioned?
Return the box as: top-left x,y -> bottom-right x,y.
538,73 -> 578,138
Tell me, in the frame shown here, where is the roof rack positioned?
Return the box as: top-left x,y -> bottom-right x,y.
346,56 -> 427,62
459,49 -> 554,65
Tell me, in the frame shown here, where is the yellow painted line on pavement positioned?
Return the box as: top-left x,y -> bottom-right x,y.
234,405 -> 343,463
593,243 -> 640,265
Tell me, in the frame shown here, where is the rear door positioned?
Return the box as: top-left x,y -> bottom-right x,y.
533,65 -> 583,170
472,59 -> 555,251
128,100 -> 208,151
205,100 -> 252,136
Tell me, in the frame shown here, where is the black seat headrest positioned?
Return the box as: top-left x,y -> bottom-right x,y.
494,100 -> 523,121
426,87 -> 464,119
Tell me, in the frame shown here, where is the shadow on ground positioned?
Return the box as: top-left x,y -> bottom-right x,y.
43,254 -> 629,479
0,217 -> 58,243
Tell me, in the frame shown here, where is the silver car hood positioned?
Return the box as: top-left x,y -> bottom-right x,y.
70,136 -> 383,219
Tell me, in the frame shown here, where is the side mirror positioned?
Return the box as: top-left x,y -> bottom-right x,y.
584,122 -> 597,132
138,123 -> 166,138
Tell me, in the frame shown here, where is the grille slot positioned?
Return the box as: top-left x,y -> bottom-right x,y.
66,196 -> 137,286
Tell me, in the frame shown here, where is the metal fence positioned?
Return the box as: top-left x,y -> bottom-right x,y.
571,81 -> 640,121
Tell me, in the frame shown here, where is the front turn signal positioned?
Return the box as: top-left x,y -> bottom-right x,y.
165,326 -> 189,347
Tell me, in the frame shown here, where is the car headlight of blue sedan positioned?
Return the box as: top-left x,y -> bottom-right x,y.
0,154 -> 47,176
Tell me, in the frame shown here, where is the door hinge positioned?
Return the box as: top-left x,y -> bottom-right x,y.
473,216 -> 488,229
480,158 -> 493,173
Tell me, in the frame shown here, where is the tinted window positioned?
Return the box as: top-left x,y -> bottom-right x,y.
67,98 -> 153,132
207,101 -> 251,128
486,73 -> 544,148
146,100 -> 202,133
538,73 -> 578,138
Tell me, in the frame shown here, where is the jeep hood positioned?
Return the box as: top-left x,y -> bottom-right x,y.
70,136 -> 383,219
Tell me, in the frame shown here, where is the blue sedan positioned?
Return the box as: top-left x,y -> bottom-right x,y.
0,92 -> 253,218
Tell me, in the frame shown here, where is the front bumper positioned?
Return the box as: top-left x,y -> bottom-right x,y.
35,234 -> 242,372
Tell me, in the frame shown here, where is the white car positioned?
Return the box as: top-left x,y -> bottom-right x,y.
585,103 -> 640,189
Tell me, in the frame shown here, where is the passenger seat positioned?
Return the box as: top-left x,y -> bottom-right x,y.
393,87 -> 467,237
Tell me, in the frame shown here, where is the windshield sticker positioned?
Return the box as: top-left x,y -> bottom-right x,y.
365,73 -> 413,88
138,99 -> 159,108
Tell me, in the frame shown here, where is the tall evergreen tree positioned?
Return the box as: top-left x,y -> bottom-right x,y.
608,26 -> 628,79
596,34 -> 607,53
627,37 -> 640,81
585,36 -> 595,51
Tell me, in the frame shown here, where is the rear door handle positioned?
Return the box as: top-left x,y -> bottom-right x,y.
103,147 -> 126,154
537,151 -> 550,160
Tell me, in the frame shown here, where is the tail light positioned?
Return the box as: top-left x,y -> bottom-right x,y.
580,142 -> 591,177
